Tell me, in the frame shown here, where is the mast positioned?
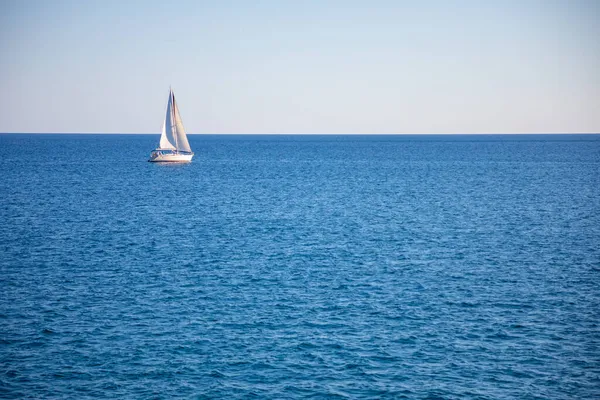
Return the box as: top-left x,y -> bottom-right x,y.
171,89 -> 178,152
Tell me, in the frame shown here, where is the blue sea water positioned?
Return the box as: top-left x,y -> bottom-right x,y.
1,133 -> 599,399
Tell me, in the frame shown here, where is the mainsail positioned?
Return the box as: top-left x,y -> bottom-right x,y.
157,89 -> 191,153
172,95 -> 192,153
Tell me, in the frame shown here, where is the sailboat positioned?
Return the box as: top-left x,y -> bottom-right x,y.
149,88 -> 194,162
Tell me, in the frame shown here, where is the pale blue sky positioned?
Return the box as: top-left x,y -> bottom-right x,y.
0,0 -> 598,133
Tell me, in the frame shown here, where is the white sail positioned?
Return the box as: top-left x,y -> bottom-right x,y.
172,96 -> 192,153
158,91 -> 176,150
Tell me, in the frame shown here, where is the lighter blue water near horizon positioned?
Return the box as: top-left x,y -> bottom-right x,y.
1,134 -> 599,399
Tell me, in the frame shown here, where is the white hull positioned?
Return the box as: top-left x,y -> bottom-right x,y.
148,153 -> 193,163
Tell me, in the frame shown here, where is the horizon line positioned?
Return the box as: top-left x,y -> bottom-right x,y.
1,132 -> 599,135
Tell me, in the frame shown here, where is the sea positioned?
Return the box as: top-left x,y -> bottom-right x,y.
1,133 -> 599,399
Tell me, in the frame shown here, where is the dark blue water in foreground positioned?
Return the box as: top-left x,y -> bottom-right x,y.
1,134 -> 599,399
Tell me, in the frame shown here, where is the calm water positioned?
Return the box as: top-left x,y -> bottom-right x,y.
1,134 -> 599,399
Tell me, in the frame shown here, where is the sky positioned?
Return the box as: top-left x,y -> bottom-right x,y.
0,0 -> 598,134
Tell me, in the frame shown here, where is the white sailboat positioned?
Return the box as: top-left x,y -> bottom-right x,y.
149,88 -> 194,162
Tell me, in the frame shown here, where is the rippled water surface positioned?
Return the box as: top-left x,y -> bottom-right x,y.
1,134 -> 599,399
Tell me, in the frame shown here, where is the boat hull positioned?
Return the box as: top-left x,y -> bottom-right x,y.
148,153 -> 194,163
